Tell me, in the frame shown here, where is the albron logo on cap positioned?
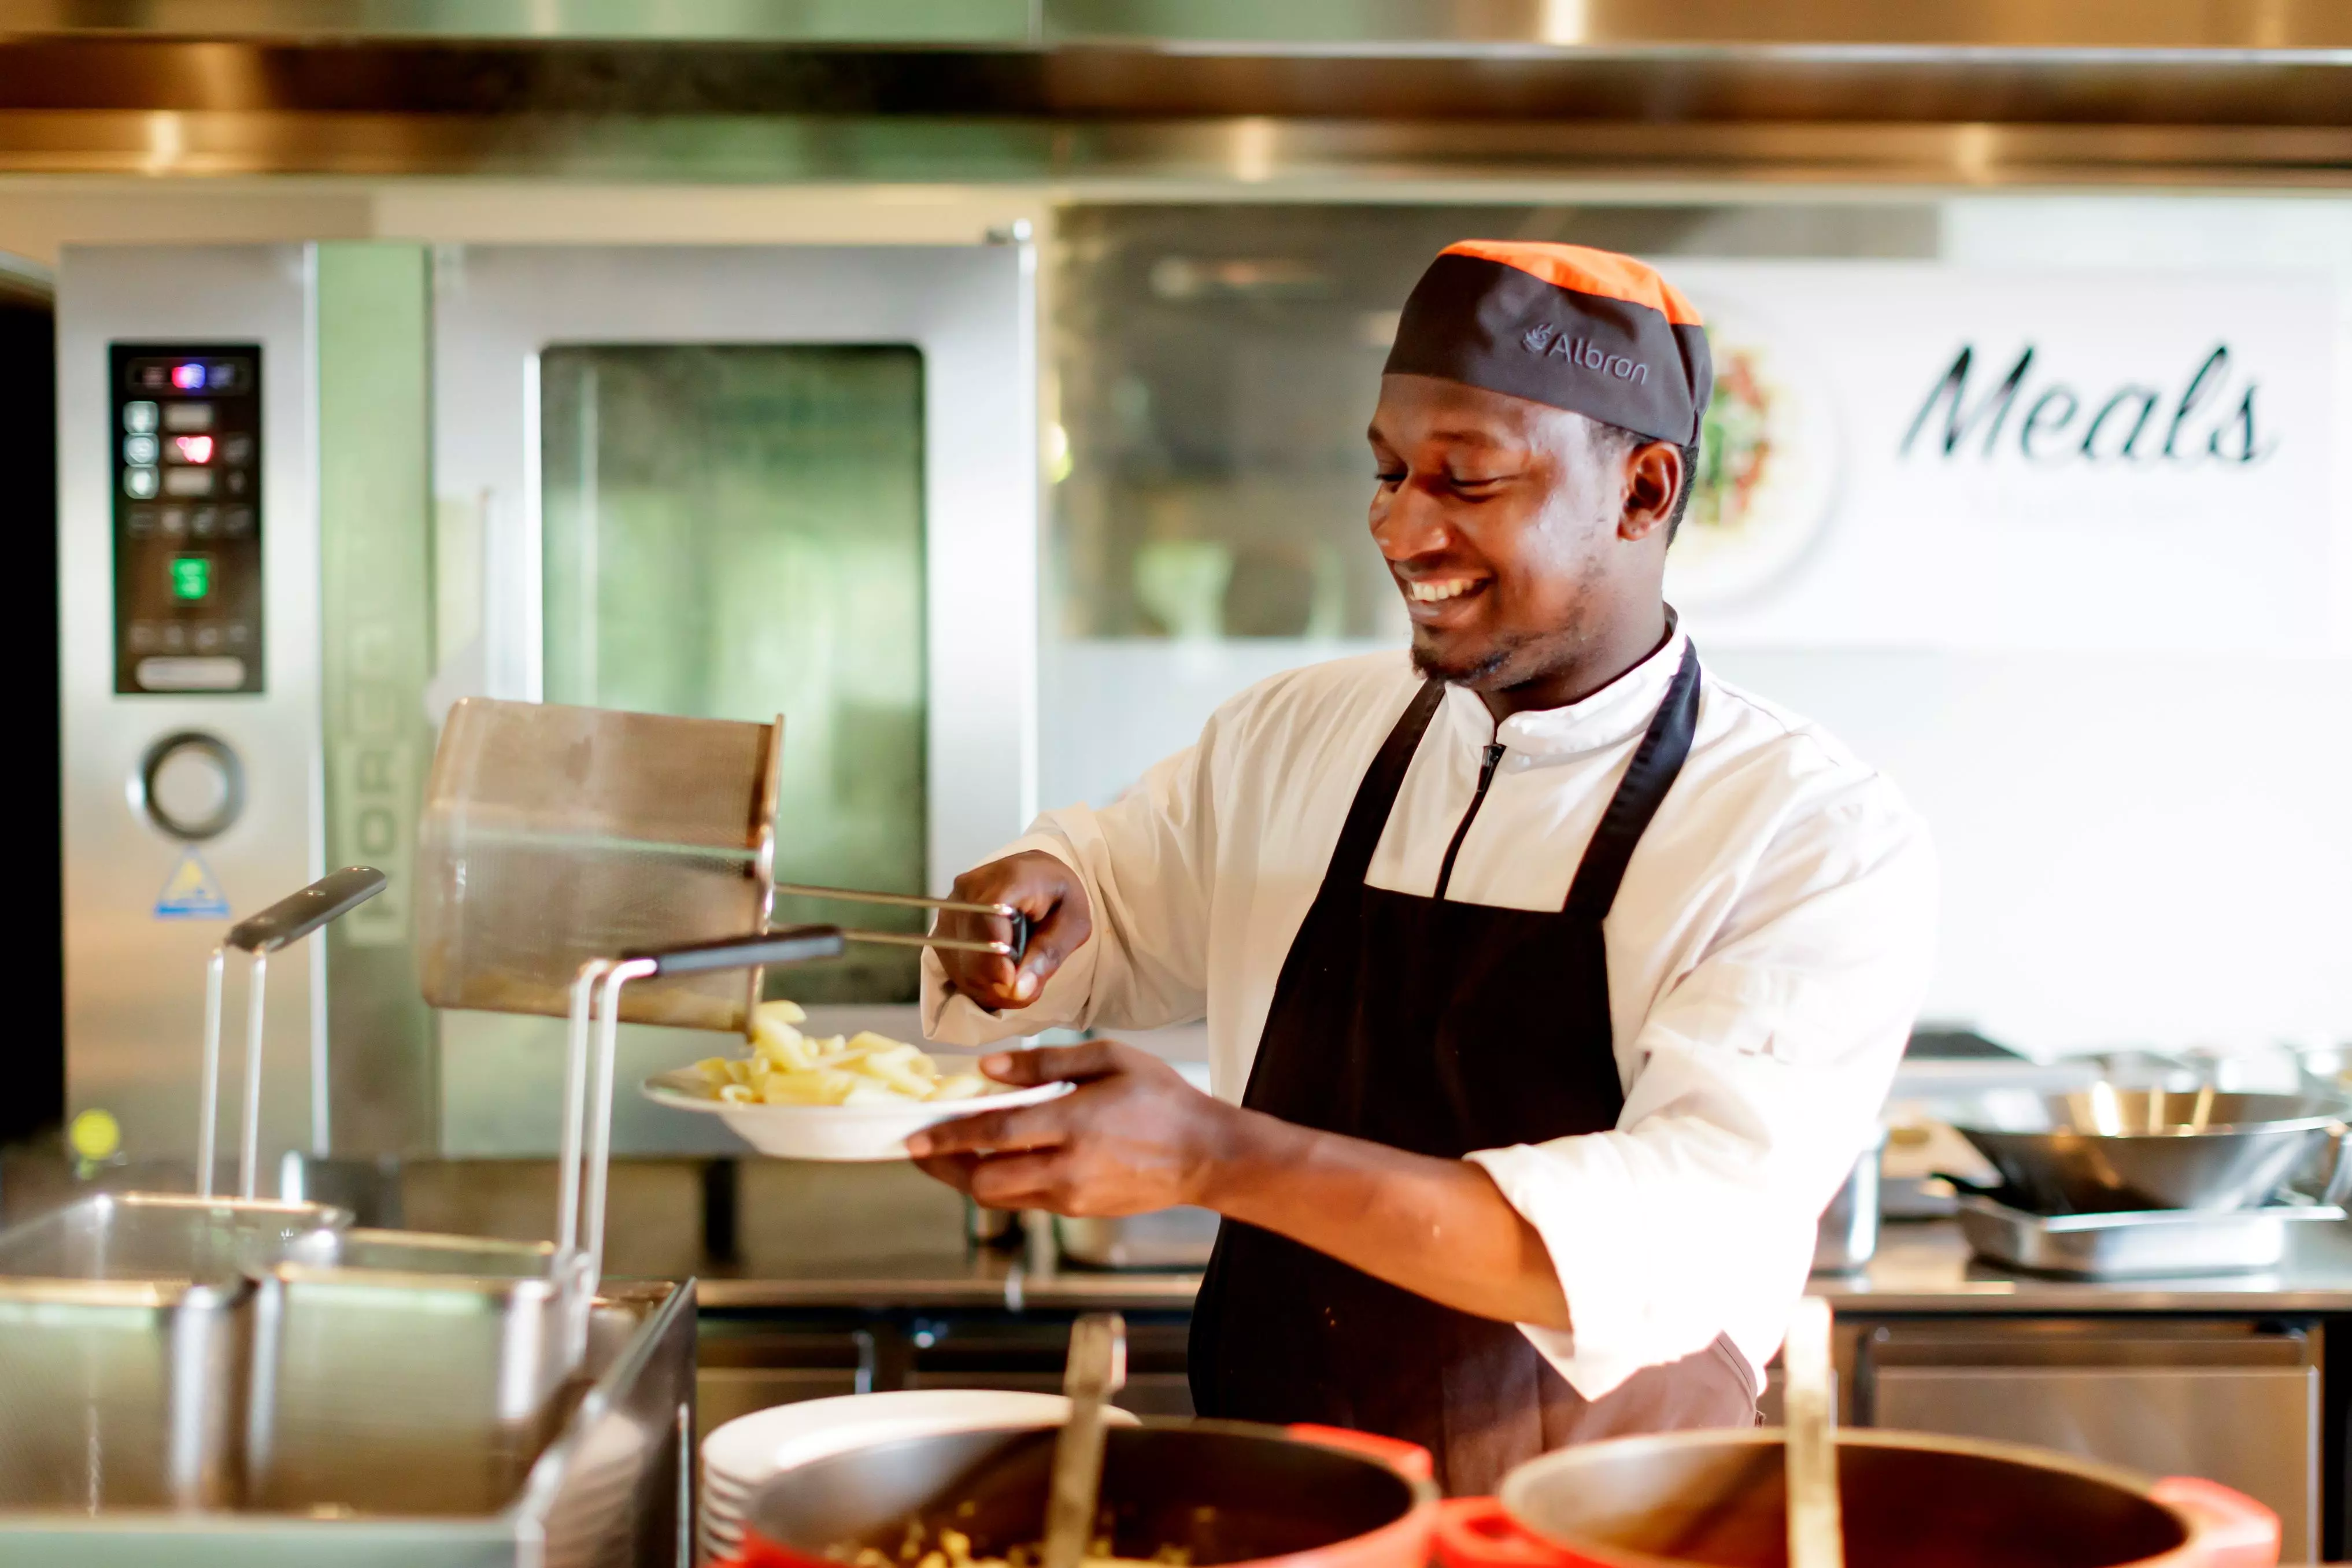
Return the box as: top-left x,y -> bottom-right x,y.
1521,321 -> 1650,385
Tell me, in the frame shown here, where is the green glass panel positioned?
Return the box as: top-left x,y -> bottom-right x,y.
541,344 -> 927,1004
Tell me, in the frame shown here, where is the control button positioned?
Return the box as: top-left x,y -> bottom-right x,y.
225,622 -> 249,646
192,624 -> 222,652
222,469 -> 249,497
127,622 -> 158,652
159,506 -> 188,537
124,467 -> 158,500
123,433 -> 158,466
222,506 -> 253,537
162,468 -> 214,497
162,401 -> 213,432
134,363 -> 168,390
136,659 -> 247,697
124,400 -> 158,433
138,730 -> 246,838
160,623 -> 186,652
205,361 -> 241,391
190,506 -> 217,539
219,434 -> 253,466
125,506 -> 156,539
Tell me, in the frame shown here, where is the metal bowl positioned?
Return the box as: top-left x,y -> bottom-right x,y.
1943,1089 -> 2350,1213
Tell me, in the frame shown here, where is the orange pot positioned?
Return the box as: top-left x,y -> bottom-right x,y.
1433,1429 -> 2278,1568
727,1419 -> 1438,1568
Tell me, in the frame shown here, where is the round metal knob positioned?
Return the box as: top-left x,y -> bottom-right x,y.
140,731 -> 245,841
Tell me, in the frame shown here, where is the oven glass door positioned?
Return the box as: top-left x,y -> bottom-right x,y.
538,342 -> 928,1004
432,243 -> 1035,1154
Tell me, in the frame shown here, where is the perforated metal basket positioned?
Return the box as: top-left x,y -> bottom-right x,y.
416,697 -> 1023,1036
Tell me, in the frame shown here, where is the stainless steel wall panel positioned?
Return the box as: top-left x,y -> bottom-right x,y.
60,243 -> 323,1170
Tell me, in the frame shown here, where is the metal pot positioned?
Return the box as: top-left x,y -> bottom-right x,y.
730,1419 -> 1437,1568
1430,1428 -> 2279,1568
1943,1089 -> 2351,1212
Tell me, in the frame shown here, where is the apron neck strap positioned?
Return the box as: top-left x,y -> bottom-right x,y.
1325,679 -> 1447,889
1563,640 -> 1704,918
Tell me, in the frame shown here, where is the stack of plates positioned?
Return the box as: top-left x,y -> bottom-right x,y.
700,1389 -> 1131,1564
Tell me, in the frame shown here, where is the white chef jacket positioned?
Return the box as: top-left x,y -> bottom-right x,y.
923,626 -> 1939,1399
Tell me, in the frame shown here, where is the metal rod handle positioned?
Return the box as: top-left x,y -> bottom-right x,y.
769,882 -> 1029,960
197,950 -> 225,1200
835,927 -> 1025,957
624,926 -> 847,977
225,866 -> 387,955
238,951 -> 268,1200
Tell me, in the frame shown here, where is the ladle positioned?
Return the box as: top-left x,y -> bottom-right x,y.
1783,1294 -> 1844,1568
1043,1312 -> 1127,1568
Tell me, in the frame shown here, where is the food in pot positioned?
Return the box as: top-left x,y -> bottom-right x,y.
838,1521 -> 1190,1568
692,1001 -> 1005,1107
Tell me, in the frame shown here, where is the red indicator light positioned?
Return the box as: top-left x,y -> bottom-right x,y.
171,363 -> 206,390
173,435 -> 214,464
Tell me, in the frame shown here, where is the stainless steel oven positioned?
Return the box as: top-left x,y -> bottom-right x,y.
60,238 -> 1037,1170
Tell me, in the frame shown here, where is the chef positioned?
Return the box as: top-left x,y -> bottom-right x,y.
908,241 -> 1938,1494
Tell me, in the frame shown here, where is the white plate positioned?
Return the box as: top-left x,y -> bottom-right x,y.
700,1389 -> 1128,1490
642,1067 -> 1071,1162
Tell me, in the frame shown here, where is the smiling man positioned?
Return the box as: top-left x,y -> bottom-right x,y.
910,241 -> 1939,1495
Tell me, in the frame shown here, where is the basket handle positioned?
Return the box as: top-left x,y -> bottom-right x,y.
623,926 -> 847,975
225,865 -> 387,955
200,866 -> 387,1201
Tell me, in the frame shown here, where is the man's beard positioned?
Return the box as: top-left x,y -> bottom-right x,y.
1410,626 -> 1529,687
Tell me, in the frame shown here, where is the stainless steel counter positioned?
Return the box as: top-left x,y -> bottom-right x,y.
16,1149 -> 2352,1315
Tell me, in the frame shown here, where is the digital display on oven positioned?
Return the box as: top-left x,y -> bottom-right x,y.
111,343 -> 262,694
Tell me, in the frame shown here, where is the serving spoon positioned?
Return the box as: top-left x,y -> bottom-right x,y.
1784,1294 -> 1844,1568
1044,1312 -> 1128,1568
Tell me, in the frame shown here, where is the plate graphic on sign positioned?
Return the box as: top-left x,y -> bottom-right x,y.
154,848 -> 229,919
1663,295 -> 1843,610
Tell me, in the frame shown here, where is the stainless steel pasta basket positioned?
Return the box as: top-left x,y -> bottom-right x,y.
415,697 -> 1025,1037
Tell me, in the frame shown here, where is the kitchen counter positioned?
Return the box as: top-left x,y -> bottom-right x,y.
13,1147 -> 2352,1314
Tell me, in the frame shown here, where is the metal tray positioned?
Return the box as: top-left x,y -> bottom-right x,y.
1957,1190 -> 2345,1278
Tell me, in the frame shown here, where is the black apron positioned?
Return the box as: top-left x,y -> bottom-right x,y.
1188,643 -> 1756,1497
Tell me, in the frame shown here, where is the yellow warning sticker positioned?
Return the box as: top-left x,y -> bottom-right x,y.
155,849 -> 230,919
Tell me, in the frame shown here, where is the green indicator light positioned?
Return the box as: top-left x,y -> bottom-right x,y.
169,555 -> 212,601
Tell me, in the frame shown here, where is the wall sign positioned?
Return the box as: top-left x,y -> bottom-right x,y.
1661,263 -> 2336,652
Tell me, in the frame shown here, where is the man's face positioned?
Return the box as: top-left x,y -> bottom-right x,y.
1368,372 -> 1677,692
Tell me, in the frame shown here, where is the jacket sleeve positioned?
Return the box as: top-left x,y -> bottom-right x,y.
1467,771 -> 1939,1401
921,695 -> 1236,1046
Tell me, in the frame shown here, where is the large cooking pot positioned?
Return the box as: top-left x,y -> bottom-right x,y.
1431,1429 -> 2278,1568
727,1419 -> 1436,1568
1943,1088 -> 2350,1212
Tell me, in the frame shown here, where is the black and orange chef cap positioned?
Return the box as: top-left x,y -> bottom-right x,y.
1384,241 -> 1712,446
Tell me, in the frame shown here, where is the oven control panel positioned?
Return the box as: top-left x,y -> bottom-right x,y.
110,342 -> 263,694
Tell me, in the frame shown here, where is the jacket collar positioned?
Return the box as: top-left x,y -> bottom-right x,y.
1436,615 -> 1688,764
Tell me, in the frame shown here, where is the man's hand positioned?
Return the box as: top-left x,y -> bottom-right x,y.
906,1041 -> 1237,1216
934,851 -> 1093,1013
907,1040 -> 1571,1329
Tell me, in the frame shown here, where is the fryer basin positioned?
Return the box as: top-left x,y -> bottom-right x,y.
245,1231 -> 579,1514
0,1192 -> 350,1511
0,1274 -> 251,1510
0,1192 -> 350,1281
